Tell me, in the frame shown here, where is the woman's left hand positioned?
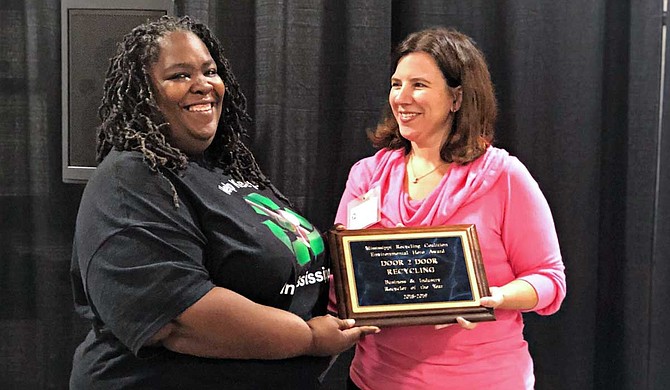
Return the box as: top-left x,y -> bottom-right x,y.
434,316 -> 477,330
479,286 -> 505,309
435,286 -> 504,331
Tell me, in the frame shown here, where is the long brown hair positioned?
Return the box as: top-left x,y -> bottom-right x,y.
369,27 -> 497,164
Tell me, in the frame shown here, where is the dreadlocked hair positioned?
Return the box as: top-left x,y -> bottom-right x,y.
97,15 -> 289,205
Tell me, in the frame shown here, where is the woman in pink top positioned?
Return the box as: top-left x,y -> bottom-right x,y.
333,28 -> 566,389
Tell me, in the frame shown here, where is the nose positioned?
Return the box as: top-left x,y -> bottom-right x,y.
190,74 -> 214,95
392,85 -> 412,105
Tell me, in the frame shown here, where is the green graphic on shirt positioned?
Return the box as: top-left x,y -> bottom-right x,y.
244,193 -> 324,266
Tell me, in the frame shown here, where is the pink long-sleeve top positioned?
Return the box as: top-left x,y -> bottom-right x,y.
333,146 -> 566,390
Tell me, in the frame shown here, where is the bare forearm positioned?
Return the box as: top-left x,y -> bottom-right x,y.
453,280 -> 540,330
159,287 -> 314,359
496,279 -> 538,310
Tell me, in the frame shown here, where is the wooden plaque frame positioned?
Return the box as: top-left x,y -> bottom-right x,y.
328,224 -> 495,327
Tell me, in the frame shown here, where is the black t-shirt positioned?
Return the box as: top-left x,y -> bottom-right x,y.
70,150 -> 331,389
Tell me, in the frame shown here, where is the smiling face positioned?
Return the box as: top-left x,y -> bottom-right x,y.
149,30 -> 225,156
389,51 -> 461,148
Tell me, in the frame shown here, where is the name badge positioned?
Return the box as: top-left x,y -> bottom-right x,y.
347,187 -> 381,229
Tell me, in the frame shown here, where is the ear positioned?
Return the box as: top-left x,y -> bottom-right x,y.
451,86 -> 463,112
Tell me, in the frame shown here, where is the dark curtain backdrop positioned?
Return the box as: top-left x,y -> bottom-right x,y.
1,0 -> 668,389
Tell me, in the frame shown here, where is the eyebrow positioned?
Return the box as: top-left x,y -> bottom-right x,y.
163,60 -> 216,71
390,76 -> 432,84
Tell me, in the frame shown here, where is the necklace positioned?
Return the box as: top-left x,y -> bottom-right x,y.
408,154 -> 448,184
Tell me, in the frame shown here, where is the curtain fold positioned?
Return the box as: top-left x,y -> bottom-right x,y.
252,0 -> 389,225
621,1 -> 665,389
1,0 -> 668,388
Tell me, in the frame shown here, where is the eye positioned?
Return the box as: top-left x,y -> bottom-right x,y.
205,68 -> 218,77
391,81 -> 401,88
168,73 -> 190,80
414,82 -> 427,88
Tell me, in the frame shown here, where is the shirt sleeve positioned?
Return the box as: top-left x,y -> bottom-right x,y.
501,158 -> 567,315
85,225 -> 215,355
77,154 -> 215,356
334,159 -> 373,226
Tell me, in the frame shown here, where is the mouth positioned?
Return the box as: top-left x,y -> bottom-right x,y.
184,102 -> 215,112
397,111 -> 420,121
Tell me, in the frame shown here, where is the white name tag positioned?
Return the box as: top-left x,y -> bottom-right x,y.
347,187 -> 381,229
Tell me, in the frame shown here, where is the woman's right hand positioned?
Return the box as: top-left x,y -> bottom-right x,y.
306,314 -> 379,356
149,288 -> 379,360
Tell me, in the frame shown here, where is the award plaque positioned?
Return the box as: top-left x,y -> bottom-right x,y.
328,224 -> 495,327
